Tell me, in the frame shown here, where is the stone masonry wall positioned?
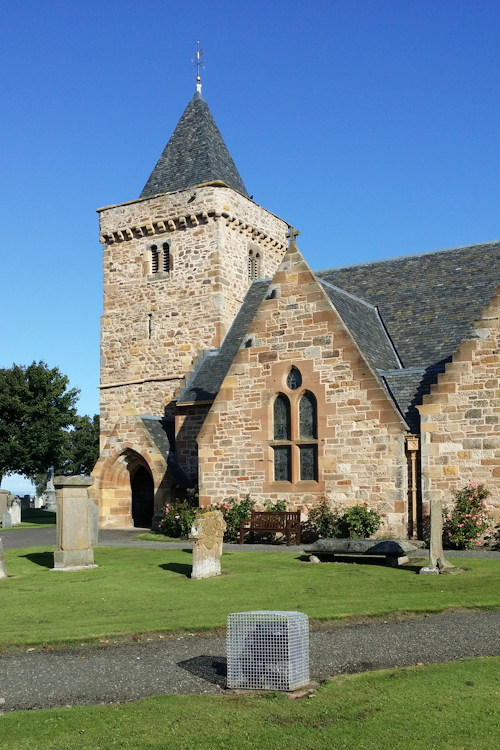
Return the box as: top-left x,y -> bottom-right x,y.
418,288 -> 500,523
98,186 -> 288,439
175,404 -> 212,485
197,246 -> 409,536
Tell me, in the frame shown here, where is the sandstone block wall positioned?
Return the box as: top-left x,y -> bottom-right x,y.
418,289 -> 500,522
98,186 -> 288,440
197,247 -> 409,536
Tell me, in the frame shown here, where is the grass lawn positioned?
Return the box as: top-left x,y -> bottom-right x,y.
1,657 -> 499,749
1,546 -> 499,649
135,532 -> 184,542
0,509 -> 56,530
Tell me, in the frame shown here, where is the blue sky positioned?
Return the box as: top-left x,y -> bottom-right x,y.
1,0 -> 500,494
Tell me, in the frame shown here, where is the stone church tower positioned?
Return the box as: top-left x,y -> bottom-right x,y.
92,86 -> 289,527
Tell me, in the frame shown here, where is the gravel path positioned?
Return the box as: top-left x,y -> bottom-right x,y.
1,611 -> 500,712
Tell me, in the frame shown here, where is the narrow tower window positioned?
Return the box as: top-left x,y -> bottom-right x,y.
162,242 -> 171,272
248,249 -> 261,280
151,245 -> 159,274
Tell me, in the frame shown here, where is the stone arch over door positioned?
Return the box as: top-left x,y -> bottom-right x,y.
92,443 -> 166,528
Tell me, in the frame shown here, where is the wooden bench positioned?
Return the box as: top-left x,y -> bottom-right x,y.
239,511 -> 301,545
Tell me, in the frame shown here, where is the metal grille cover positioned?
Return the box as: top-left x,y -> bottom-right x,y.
227,611 -> 309,691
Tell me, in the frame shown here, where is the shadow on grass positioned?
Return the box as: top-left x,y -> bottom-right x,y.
21,510 -> 56,525
159,562 -> 192,577
20,551 -> 53,568
177,655 -> 227,687
297,553 -> 425,573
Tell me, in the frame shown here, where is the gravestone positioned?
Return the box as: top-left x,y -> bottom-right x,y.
0,490 -> 8,518
420,497 -> 454,574
190,509 -> 226,579
0,538 -> 7,579
33,496 -> 43,509
51,477 -> 97,572
2,513 -> 12,529
9,498 -> 21,526
45,467 -> 57,511
21,495 -> 31,510
88,497 -> 99,547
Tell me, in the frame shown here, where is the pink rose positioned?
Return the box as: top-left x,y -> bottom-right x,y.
175,515 -> 180,520
476,541 -> 481,545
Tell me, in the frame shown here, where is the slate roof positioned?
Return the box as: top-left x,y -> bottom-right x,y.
178,280 -> 271,404
316,240 -> 500,430
316,240 -> 500,370
319,280 -> 401,372
140,91 -> 249,199
140,416 -> 193,487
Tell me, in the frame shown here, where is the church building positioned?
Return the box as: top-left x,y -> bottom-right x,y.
91,82 -> 500,538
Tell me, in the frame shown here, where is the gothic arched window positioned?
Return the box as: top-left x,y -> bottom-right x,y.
273,394 -> 292,482
274,394 -> 291,441
299,393 -> 317,439
299,393 -> 318,481
271,378 -> 319,484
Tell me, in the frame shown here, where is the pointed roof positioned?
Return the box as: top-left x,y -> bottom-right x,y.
139,91 -> 249,199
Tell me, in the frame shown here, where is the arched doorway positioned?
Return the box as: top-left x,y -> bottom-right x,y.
131,466 -> 154,528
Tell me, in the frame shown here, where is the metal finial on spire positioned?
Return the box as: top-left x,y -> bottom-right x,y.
192,41 -> 205,93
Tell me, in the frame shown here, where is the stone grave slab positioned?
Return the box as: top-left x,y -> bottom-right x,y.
304,538 -> 419,566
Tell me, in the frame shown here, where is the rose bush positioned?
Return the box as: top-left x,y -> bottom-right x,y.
443,482 -> 492,549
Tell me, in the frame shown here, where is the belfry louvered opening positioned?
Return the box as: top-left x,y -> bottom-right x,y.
151,245 -> 159,274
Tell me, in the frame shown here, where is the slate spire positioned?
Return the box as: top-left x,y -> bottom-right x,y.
139,91 -> 249,199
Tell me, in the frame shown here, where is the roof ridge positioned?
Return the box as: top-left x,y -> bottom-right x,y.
315,239 -> 500,274
318,278 -> 377,309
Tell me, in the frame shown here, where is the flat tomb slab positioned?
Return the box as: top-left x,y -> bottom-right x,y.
304,539 -> 419,556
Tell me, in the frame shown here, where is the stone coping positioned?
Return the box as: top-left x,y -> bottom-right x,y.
53,476 -> 94,488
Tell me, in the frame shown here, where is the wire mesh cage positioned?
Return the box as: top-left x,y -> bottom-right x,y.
227,611 -> 309,691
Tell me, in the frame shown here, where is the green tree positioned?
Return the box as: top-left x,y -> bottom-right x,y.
56,414 -> 100,476
0,361 -> 79,485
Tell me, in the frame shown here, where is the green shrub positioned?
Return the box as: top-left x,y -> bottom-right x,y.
308,498 -> 340,538
212,495 -> 256,541
158,501 -> 197,538
308,500 -> 381,539
443,482 -> 492,549
339,504 -> 382,539
264,498 -> 287,512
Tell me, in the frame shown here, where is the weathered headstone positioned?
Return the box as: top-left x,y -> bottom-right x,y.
9,498 -> 21,526
2,513 -> 12,529
190,509 -> 226,579
33,496 -> 43,509
21,495 -> 31,510
51,477 -> 97,572
45,467 -> 57,511
420,497 -> 454,574
88,497 -> 99,548
0,490 -> 8,518
0,538 -> 7,579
